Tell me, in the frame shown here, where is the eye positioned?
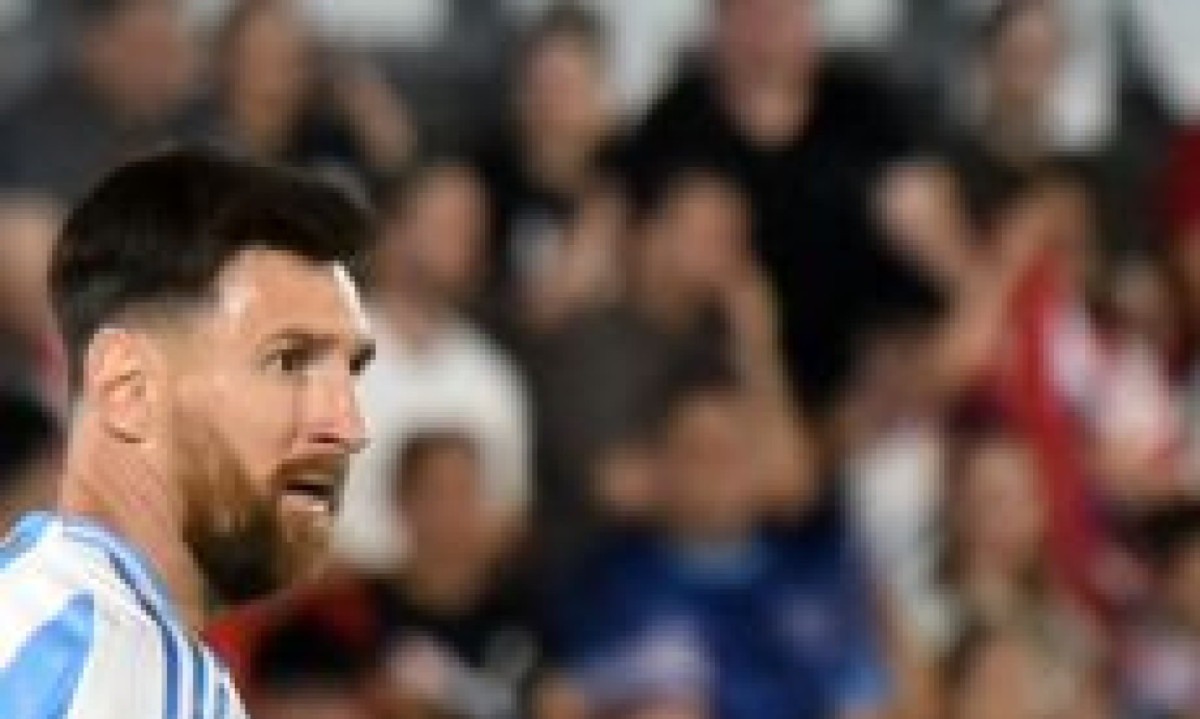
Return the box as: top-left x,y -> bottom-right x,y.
268,345 -> 315,376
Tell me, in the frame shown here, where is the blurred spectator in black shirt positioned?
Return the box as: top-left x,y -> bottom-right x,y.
944,0 -> 1067,227
0,0 -> 197,200
372,430 -> 538,719
475,4 -> 618,323
624,0 -> 929,415
191,0 -> 416,185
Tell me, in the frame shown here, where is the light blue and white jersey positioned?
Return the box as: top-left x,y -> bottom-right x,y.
0,512 -> 250,719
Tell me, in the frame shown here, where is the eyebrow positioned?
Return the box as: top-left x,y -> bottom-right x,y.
265,328 -> 376,370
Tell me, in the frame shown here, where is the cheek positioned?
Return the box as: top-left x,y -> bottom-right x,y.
209,377 -> 300,492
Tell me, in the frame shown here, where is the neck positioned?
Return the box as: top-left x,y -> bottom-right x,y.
57,424 -> 207,630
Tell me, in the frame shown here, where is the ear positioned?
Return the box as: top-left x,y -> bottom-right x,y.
82,328 -> 159,442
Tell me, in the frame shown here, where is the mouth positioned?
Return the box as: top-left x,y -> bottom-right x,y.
281,472 -> 342,517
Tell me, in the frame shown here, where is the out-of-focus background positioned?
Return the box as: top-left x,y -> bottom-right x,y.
3,0 -> 1200,717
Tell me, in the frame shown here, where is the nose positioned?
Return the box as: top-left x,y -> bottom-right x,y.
307,374 -> 369,455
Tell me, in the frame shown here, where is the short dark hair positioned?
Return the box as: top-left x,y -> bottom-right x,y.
50,147 -> 373,387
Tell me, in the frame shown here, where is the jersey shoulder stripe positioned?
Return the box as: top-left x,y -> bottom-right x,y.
0,592 -> 95,718
0,513 -> 250,719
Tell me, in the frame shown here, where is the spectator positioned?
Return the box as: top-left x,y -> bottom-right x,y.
372,430 -> 539,719
945,0 -> 1067,225
0,0 -> 197,200
0,194 -> 67,405
336,160 -> 531,566
476,3 -> 618,322
545,366 -> 888,719
937,425 -> 1105,718
1123,502 -> 1200,719
624,0 -> 931,415
527,168 -> 809,558
194,0 -> 415,183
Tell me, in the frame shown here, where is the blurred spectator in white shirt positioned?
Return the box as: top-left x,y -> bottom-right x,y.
336,159 -> 531,566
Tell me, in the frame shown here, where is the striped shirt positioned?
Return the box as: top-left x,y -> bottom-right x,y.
0,512 -> 249,719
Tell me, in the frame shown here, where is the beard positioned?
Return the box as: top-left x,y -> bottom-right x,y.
174,413 -> 342,607
187,499 -> 286,606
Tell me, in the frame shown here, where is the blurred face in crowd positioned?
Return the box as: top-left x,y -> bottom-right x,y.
716,0 -> 819,84
957,436 -> 1046,576
396,439 -> 491,568
255,687 -> 375,719
1109,260 -> 1176,351
1164,538 -> 1200,632
519,30 -> 612,163
986,1 -> 1065,114
645,174 -> 751,302
380,165 -> 488,305
0,196 -> 62,337
143,250 -> 373,602
658,390 -> 759,542
223,0 -> 314,144
82,0 -> 196,120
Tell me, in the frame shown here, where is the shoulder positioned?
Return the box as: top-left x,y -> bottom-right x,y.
0,516 -> 172,717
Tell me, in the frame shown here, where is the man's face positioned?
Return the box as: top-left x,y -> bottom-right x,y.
385,167 -> 487,303
86,0 -> 196,119
520,33 -> 610,149
717,0 -> 819,82
960,438 -> 1045,572
161,248 -> 373,603
255,689 -> 375,719
988,4 -> 1064,110
656,178 -> 751,299
397,444 -> 489,565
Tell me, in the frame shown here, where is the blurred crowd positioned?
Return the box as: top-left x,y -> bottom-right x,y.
2,0 -> 1200,717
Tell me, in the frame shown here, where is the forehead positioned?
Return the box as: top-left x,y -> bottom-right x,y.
206,248 -> 370,341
